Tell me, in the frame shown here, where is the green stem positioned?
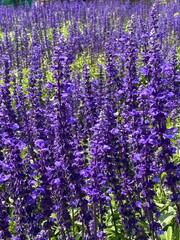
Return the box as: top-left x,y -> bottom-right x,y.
93,203 -> 98,240
72,207 -> 75,239
82,221 -> 85,240
109,200 -> 118,236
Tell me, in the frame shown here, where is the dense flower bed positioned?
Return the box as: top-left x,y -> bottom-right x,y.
0,1 -> 180,239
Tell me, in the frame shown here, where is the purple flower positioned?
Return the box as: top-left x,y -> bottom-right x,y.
35,139 -> 45,149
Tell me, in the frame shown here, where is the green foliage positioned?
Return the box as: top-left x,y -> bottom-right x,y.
71,53 -> 105,78
159,207 -> 176,229
60,21 -> 71,40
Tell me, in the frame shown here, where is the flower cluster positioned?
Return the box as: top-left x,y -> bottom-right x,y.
0,1 -> 180,239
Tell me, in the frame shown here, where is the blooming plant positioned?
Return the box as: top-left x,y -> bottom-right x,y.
0,0 -> 180,239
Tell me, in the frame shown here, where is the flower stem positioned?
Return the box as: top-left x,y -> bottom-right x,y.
93,203 -> 97,240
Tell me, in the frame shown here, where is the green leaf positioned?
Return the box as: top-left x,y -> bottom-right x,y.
160,172 -> 167,181
173,223 -> 180,240
75,232 -> 82,240
50,212 -> 56,219
20,147 -> 27,159
137,220 -> 149,231
159,209 -> 176,229
8,220 -> 15,235
54,227 -> 60,235
9,197 -> 14,204
51,237 -> 58,240
164,226 -> 172,240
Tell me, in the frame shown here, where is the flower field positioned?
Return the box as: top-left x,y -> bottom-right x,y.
0,0 -> 180,239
